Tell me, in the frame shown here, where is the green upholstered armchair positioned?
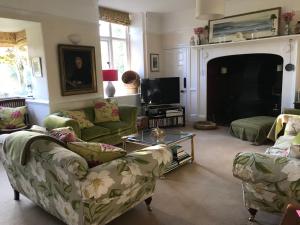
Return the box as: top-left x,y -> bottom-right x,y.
0,133 -> 172,225
233,134 -> 300,222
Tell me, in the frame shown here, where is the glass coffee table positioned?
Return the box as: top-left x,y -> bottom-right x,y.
122,130 -> 195,173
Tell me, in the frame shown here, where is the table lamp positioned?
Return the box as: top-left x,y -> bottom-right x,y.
102,69 -> 118,97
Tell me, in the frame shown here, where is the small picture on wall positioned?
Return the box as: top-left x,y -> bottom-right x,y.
31,57 -> 42,77
58,44 -> 97,96
150,53 -> 159,72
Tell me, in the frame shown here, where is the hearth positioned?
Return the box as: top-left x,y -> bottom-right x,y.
207,54 -> 283,124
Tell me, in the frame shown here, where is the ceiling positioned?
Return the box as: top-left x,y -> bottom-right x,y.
98,0 -> 195,13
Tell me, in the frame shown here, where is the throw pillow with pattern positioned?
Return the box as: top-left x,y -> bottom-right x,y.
49,127 -> 78,143
67,142 -> 126,167
94,99 -> 120,123
62,110 -> 94,129
0,106 -> 27,129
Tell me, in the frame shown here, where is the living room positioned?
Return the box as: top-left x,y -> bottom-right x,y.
0,0 -> 299,225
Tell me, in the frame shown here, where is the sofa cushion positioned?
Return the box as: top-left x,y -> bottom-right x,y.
289,133 -> 300,159
67,142 -> 126,167
0,106 -> 27,129
285,117 -> 300,136
94,99 -> 120,123
265,134 -> 294,157
95,121 -> 131,133
81,126 -> 111,141
62,110 -> 94,129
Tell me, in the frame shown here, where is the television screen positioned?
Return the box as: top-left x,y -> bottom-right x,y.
141,77 -> 180,105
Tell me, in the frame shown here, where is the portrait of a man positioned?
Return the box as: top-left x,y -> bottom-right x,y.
58,44 -> 97,96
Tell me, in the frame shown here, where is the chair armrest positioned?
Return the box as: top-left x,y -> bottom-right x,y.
119,106 -> 137,124
44,115 -> 81,138
79,144 -> 172,200
233,152 -> 300,184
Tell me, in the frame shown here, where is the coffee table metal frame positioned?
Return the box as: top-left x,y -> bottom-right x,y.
122,131 -> 195,167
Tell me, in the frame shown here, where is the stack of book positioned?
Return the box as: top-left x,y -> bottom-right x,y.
165,145 -> 192,173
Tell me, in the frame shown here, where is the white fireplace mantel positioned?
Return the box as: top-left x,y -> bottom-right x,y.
188,34 -> 300,121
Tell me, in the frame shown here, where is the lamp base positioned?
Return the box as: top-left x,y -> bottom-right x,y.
106,81 -> 116,97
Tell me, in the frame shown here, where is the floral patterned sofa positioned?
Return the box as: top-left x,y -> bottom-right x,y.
233,114 -> 300,222
0,133 -> 172,225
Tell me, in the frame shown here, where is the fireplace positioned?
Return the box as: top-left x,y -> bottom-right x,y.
187,36 -> 298,122
206,54 -> 283,124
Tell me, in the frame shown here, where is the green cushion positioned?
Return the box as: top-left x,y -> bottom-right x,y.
81,126 -> 111,141
67,142 -> 126,167
230,116 -> 275,144
82,107 -> 95,122
95,121 -> 131,133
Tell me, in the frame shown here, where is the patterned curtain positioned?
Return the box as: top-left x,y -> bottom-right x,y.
99,7 -> 131,25
0,30 -> 27,47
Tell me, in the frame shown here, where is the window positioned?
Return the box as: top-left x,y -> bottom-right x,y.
99,20 -> 130,96
0,45 -> 31,98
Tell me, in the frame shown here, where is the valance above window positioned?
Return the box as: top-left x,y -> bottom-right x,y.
99,7 -> 131,26
0,30 -> 27,47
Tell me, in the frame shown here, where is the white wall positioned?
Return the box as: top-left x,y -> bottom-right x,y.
130,12 -> 146,78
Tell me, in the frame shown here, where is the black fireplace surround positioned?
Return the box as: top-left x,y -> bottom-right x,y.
207,53 -> 283,125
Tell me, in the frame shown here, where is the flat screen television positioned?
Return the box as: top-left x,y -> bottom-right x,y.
141,77 -> 180,105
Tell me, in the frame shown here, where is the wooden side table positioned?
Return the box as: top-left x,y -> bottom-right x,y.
279,203 -> 300,225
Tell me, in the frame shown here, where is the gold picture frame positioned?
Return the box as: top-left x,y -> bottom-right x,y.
58,44 -> 97,96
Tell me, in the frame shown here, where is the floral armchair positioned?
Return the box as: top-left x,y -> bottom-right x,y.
233,132 -> 300,222
0,137 -> 172,225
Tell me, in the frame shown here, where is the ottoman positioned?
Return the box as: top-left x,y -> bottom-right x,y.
230,116 -> 275,145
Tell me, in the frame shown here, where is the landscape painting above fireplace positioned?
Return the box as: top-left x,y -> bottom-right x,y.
208,7 -> 281,43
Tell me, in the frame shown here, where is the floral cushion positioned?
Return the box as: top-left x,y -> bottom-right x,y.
49,127 -> 78,143
0,106 -> 27,129
67,142 -> 126,167
289,133 -> 300,159
285,117 -> 300,136
94,99 -> 120,123
62,110 -> 94,129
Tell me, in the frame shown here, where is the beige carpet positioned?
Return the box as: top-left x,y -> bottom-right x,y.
0,126 -> 281,225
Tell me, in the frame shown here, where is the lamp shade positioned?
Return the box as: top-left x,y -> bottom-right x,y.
195,0 -> 225,20
102,69 -> 118,81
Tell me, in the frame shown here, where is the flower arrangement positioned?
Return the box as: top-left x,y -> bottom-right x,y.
194,27 -> 204,35
194,27 -> 204,45
282,11 -> 295,23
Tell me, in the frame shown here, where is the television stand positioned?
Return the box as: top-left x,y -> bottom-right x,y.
142,104 -> 185,128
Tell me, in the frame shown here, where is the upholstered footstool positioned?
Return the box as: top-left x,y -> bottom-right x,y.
230,116 -> 275,145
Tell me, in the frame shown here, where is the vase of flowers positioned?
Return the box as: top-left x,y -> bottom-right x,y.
194,27 -> 204,45
282,11 -> 295,35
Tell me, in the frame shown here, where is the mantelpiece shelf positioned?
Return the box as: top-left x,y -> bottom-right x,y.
191,33 -> 300,49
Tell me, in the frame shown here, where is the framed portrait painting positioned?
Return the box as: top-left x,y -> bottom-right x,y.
58,44 -> 97,96
150,54 -> 159,72
208,7 -> 281,43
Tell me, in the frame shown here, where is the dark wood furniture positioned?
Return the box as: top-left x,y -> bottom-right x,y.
143,104 -> 185,128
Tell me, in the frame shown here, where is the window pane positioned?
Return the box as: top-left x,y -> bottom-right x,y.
100,41 -> 110,69
111,23 -> 126,39
112,40 -> 128,75
99,20 -> 110,37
